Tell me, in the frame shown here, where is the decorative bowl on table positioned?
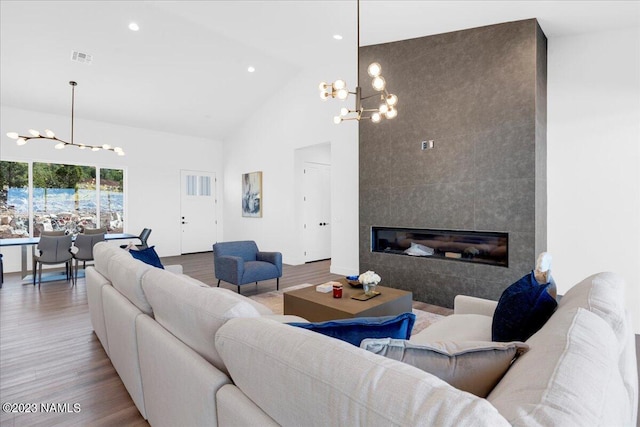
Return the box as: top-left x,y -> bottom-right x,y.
346,275 -> 362,287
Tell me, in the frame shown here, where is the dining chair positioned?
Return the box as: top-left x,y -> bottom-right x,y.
33,234 -> 74,287
40,230 -> 66,237
120,228 -> 152,250
72,233 -> 105,284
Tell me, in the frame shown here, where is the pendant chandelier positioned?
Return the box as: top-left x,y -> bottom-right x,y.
6,81 -> 125,156
318,0 -> 398,124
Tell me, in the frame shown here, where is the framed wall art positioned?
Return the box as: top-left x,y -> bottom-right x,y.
242,171 -> 262,217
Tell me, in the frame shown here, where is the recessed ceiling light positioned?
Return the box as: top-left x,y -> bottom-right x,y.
247,66 -> 255,73
333,34 -> 343,40
129,22 -> 140,32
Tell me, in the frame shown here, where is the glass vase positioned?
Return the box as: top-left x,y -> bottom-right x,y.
363,282 -> 377,296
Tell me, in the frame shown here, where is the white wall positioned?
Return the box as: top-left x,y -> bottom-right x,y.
0,105 -> 224,272
547,26 -> 640,332
222,65 -> 359,274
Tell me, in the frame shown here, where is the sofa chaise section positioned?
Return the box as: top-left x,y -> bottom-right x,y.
215,317 -> 511,426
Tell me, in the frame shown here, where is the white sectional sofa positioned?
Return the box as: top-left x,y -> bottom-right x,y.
86,242 -> 303,426
87,242 -> 638,426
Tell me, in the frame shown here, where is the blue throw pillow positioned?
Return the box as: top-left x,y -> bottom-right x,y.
492,271 -> 557,342
129,246 -> 164,269
288,312 -> 416,346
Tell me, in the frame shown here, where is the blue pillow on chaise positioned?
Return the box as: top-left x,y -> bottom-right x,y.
492,271 -> 557,342
288,312 -> 415,346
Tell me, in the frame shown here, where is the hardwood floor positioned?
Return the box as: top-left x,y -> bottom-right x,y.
1,253 -> 638,426
0,253 -> 361,426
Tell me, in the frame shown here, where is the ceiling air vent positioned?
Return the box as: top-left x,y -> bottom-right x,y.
70,50 -> 93,65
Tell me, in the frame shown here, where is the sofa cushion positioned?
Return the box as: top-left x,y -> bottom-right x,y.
492,271 -> 557,342
108,249 -> 155,315
288,312 -> 415,346
129,246 -> 164,269
141,269 -> 261,372
102,286 -> 147,417
557,272 -> 627,348
488,307 -> 631,426
215,318 -> 511,426
215,286 -> 273,315
360,338 -> 528,397
411,314 -> 493,343
93,241 -> 120,277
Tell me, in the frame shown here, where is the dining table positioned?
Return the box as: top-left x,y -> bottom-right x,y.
0,233 -> 139,285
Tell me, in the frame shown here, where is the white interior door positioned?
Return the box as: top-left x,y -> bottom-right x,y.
303,163 -> 331,262
180,170 -> 217,254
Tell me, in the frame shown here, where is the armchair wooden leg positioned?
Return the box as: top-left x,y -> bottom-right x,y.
217,279 -> 221,287
237,285 -> 241,294
33,260 -> 37,286
277,277 -> 279,290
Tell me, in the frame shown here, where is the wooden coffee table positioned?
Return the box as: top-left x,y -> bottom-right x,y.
283,279 -> 413,322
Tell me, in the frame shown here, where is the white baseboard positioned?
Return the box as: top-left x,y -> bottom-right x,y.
284,256 -> 305,266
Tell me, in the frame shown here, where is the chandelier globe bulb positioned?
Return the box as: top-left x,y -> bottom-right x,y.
386,107 -> 398,119
333,79 -> 346,90
372,76 -> 386,91
367,62 -> 382,77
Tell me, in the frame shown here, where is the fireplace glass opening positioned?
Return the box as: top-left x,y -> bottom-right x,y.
372,227 -> 508,267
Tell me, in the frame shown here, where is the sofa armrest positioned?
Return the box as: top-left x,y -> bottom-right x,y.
257,251 -> 282,275
165,264 -> 183,275
454,295 -> 498,317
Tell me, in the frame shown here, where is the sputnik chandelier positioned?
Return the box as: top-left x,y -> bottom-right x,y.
6,81 -> 125,156
318,0 -> 398,124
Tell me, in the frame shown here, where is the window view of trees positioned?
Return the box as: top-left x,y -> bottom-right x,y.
100,168 -> 124,233
0,161 -> 29,238
33,163 -> 97,236
0,160 -> 125,238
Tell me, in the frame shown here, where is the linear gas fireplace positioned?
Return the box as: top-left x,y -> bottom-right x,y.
372,227 -> 508,267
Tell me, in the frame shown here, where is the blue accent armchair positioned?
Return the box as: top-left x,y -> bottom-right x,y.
213,240 -> 282,294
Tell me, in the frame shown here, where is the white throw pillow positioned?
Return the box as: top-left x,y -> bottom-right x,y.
361,338 -> 528,397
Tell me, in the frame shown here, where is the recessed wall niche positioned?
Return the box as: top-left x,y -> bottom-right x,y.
359,19 -> 547,308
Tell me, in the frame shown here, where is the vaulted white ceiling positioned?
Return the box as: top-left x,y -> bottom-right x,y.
1,1 -> 638,140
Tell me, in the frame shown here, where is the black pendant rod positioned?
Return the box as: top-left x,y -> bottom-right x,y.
70,81 -> 77,145
357,0 -> 360,88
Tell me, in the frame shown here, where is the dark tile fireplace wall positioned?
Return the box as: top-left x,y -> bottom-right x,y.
359,19 -> 547,308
